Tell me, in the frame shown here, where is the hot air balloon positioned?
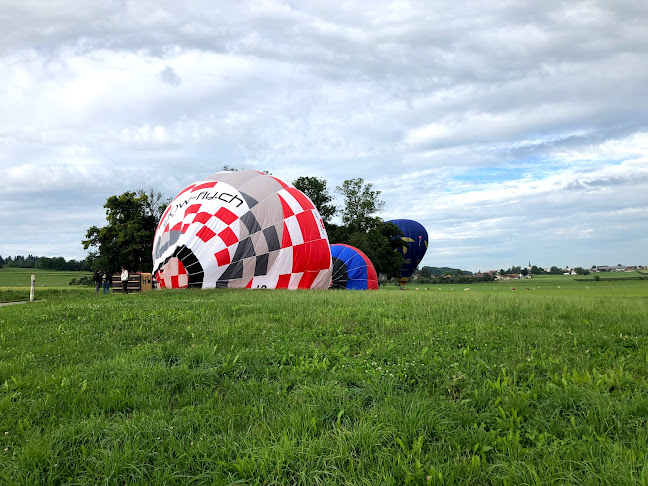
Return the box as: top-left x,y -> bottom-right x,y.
153,170 -> 332,289
386,219 -> 428,286
329,244 -> 379,290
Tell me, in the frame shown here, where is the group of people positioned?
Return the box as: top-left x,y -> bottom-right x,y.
93,267 -> 130,294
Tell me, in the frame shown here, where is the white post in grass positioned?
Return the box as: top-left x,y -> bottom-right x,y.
30,274 -> 35,302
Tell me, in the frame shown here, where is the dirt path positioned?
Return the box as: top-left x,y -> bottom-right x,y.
0,301 -> 40,307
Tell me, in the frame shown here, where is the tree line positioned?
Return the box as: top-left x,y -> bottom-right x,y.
0,254 -> 90,271
417,266 -> 473,278
498,265 -> 590,276
82,176 -> 406,279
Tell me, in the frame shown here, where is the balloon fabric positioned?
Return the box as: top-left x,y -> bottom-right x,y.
152,170 -> 332,289
330,244 -> 379,290
387,219 -> 428,285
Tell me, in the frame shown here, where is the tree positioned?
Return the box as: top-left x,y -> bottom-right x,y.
549,266 -> 562,275
83,189 -> 168,272
138,188 -> 169,224
12,255 -> 26,267
419,266 -> 432,279
481,272 -> 495,282
328,178 -> 404,279
356,222 -> 404,279
327,220 -> 404,279
418,266 -> 469,277
292,176 -> 336,224
336,178 -> 385,234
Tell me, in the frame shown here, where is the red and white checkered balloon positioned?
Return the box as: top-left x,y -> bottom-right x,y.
152,170 -> 332,289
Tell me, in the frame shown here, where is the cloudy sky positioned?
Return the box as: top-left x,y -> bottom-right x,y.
1,0 -> 647,272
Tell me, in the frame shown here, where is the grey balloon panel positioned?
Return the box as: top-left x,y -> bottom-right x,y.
266,248 -> 280,271
254,253 -> 269,276
250,229 -> 270,256
214,170 -> 264,188
250,195 -> 284,231
232,236 -> 256,262
154,230 -> 182,260
240,211 -> 262,235
236,174 -> 286,206
201,172 -> 231,182
242,256 -> 257,280
263,225 -> 281,253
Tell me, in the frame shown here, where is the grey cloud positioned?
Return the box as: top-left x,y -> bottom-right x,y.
159,65 -> 181,86
582,174 -> 648,188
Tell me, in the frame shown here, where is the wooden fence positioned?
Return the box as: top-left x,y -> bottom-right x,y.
111,272 -> 153,293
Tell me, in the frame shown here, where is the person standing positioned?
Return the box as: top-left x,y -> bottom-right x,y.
93,270 -> 102,294
120,266 -> 129,294
102,270 -> 111,294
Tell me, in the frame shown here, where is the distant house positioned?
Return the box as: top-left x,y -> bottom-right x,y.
476,271 -> 497,279
592,265 -> 636,272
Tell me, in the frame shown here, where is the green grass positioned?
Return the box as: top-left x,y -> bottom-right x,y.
0,268 -> 93,302
1,281 -> 648,484
400,272 -> 648,297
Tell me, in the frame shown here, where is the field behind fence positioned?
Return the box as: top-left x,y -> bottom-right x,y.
1,273 -> 648,484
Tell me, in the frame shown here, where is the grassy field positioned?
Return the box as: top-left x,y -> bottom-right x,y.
0,268 -> 93,303
392,272 -> 648,297
0,267 -> 92,288
1,276 -> 648,484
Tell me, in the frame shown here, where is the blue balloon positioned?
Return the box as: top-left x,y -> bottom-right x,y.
330,244 -> 379,290
386,219 -> 428,284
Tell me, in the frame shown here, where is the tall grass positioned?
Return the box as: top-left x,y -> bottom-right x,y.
1,285 -> 648,484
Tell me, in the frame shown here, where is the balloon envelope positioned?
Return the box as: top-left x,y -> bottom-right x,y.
153,170 -> 332,289
387,219 -> 428,284
330,244 -> 379,290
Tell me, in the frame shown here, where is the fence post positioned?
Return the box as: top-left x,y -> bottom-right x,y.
30,275 -> 35,302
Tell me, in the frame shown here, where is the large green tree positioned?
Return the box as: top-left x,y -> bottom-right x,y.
327,179 -> 404,278
292,176 -> 336,224
83,189 -> 168,272
336,178 -> 385,234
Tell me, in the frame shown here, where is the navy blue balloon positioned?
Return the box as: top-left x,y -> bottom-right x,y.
330,244 -> 379,290
387,219 -> 428,284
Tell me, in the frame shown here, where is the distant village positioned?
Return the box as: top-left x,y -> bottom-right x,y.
413,263 -> 646,284
476,264 -> 646,280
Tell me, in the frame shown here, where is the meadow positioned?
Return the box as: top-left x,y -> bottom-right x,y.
0,268 -> 93,303
1,273 -> 647,484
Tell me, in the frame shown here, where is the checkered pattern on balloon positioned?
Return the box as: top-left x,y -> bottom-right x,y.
153,170 -> 332,290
